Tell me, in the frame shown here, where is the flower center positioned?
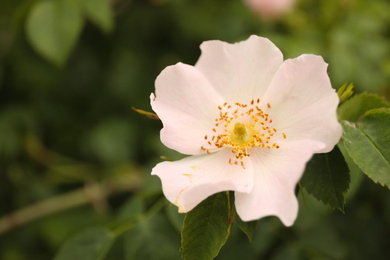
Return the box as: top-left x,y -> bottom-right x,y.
231,122 -> 252,145
201,99 -> 286,169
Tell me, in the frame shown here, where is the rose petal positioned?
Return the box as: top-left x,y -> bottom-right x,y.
235,140 -> 325,226
152,148 -> 254,213
151,62 -> 224,155
262,54 -> 342,152
245,0 -> 296,18
195,35 -> 283,104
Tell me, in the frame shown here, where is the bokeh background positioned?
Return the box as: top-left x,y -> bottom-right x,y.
0,0 -> 389,259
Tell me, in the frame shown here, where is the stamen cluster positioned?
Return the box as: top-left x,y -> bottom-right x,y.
201,98 -> 286,168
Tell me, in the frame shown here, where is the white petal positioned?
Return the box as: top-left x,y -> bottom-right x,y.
195,35 -> 283,104
151,62 -> 224,155
235,140 -> 325,226
152,149 -> 254,213
262,54 -> 342,152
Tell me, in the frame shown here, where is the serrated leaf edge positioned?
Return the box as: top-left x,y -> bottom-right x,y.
341,120 -> 390,190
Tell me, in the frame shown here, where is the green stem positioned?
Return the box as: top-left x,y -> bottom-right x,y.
111,197 -> 167,237
145,197 -> 167,218
0,172 -> 144,236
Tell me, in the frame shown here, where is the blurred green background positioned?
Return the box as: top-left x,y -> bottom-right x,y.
0,0 -> 389,259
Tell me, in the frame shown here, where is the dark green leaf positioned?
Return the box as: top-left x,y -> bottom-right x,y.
181,193 -> 231,260
54,227 -> 114,260
124,213 -> 180,260
341,108 -> 390,189
80,0 -> 114,33
338,92 -> 390,122
301,146 -> 350,212
234,212 -> 259,243
229,191 -> 259,243
26,0 -> 84,66
337,143 -> 365,199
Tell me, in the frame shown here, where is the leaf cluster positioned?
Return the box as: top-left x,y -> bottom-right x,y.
339,94 -> 390,188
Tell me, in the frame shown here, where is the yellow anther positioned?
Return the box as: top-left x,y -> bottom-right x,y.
201,99 -> 282,169
241,161 -> 245,169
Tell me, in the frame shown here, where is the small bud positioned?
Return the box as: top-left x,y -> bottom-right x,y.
337,83 -> 354,104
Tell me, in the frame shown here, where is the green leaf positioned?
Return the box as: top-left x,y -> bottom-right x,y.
229,191 -> 259,243
337,143 -> 365,199
124,213 -> 180,260
79,0 -> 114,33
338,92 -> 390,122
300,146 -> 350,212
234,212 -> 259,243
181,193 -> 231,260
341,108 -> 390,188
54,227 -> 114,260
26,0 -> 84,66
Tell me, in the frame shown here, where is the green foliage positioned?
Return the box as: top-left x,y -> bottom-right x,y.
25,0 -> 114,66
26,0 -> 84,67
338,92 -> 390,190
341,109 -> 390,189
301,146 -> 350,212
124,213 -> 180,260
229,192 -> 261,243
80,0 -> 114,33
54,227 -> 114,260
234,204 -> 260,243
338,93 -> 390,122
181,193 -> 231,260
234,213 -> 259,243
337,143 -> 365,199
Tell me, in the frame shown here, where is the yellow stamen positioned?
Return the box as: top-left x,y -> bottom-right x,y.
200,99 -> 285,168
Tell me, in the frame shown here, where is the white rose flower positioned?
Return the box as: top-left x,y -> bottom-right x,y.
150,35 -> 342,226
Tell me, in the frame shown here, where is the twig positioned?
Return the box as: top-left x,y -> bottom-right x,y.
0,172 -> 144,236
